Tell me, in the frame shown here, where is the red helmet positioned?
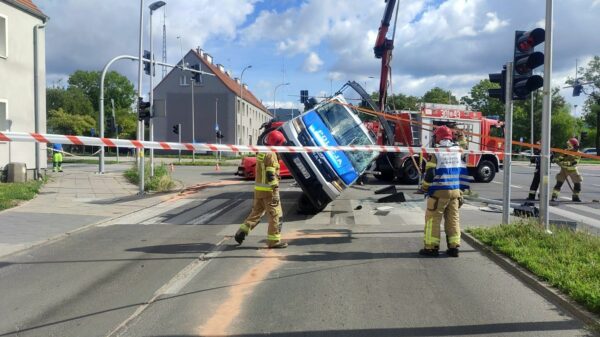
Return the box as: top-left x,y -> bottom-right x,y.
265,130 -> 286,146
568,137 -> 580,150
434,126 -> 453,142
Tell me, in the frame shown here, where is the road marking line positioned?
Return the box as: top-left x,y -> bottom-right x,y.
106,236 -> 230,337
491,181 -> 524,189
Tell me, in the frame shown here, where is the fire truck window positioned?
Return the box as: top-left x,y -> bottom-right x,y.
490,126 -> 504,138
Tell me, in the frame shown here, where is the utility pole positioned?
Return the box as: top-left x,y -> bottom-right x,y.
178,123 -> 182,163
540,0 -> 554,232
137,0 -> 145,194
191,69 -> 195,163
502,62 -> 514,225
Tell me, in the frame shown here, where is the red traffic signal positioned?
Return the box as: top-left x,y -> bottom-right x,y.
513,28 -> 545,100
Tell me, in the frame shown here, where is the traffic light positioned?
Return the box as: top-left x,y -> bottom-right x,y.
137,97 -> 151,122
488,67 -> 507,103
300,90 -> 309,103
106,116 -> 115,132
216,130 -> 224,139
573,79 -> 583,97
172,124 -> 179,135
191,64 -> 201,83
513,28 -> 545,100
143,50 -> 152,76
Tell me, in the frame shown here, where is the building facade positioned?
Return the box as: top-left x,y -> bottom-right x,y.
153,49 -> 271,148
0,0 -> 48,175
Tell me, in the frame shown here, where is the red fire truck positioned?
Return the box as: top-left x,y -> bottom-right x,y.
368,103 -> 504,184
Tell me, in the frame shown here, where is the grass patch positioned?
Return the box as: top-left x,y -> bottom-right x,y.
468,222 -> 600,315
0,179 -> 45,211
124,162 -> 176,192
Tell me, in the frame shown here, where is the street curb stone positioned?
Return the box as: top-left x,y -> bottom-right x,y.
462,231 -> 600,332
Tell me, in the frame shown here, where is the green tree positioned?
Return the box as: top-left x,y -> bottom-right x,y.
386,93 -> 421,111
68,70 -> 136,111
47,87 -> 94,116
422,87 -> 458,105
460,79 -> 504,117
47,108 -> 96,136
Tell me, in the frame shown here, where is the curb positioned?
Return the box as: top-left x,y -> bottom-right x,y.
462,231 -> 600,331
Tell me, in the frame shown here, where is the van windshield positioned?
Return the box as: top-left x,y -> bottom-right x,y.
315,101 -> 378,173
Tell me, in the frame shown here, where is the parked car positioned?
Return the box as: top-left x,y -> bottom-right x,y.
582,148 -> 599,155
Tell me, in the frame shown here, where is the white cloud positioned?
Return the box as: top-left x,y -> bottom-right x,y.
482,12 -> 509,33
303,52 -> 323,73
593,0 -> 600,7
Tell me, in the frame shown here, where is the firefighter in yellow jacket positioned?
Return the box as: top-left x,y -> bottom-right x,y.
420,126 -> 471,257
551,138 -> 582,202
234,131 -> 288,249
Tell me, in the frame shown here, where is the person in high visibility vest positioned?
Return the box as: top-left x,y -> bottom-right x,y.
234,130 -> 288,249
551,138 -> 582,202
52,143 -> 63,172
420,126 -> 471,257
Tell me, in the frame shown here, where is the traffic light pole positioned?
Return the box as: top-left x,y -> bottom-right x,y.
191,77 -> 195,163
502,62 -> 514,225
178,123 -> 182,163
540,0 -> 554,232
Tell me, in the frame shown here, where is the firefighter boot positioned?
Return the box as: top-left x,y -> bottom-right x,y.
446,247 -> 459,257
419,248 -> 439,257
268,241 -> 288,249
573,183 -> 582,202
234,227 -> 248,245
526,193 -> 536,201
572,195 -> 582,202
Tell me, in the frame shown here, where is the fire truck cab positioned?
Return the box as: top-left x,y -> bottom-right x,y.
372,103 -> 504,184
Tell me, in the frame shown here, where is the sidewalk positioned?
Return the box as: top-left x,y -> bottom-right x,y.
0,164 -> 167,258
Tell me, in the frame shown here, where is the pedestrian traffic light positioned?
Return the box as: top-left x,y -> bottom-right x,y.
488,67 -> 507,103
191,64 -> 201,83
143,50 -> 152,76
172,124 -> 179,135
216,130 -> 224,139
137,97 -> 151,122
300,90 -> 309,103
513,28 -> 545,100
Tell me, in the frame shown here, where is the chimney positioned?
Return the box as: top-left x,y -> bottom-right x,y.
234,77 -> 241,84
243,84 -> 248,90
217,64 -> 225,72
205,54 -> 213,64
226,70 -> 232,77
196,46 -> 200,53
198,48 -> 204,57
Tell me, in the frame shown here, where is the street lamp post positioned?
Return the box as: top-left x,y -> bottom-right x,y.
149,1 -> 166,177
137,0 -> 145,194
238,65 -> 252,145
273,82 -> 290,115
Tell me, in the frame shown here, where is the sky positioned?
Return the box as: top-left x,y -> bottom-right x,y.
36,0 -> 600,115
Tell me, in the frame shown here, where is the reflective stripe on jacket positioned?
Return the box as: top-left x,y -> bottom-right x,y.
556,153 -> 580,171
255,152 -> 280,192
428,149 -> 470,194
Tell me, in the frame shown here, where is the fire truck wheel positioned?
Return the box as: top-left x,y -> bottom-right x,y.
475,160 -> 496,183
400,160 -> 420,185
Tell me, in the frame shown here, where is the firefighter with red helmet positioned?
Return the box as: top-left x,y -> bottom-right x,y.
419,126 -> 471,257
234,130 -> 288,248
551,137 -> 583,202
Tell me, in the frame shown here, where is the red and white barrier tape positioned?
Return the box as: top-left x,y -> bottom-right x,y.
0,131 -> 504,155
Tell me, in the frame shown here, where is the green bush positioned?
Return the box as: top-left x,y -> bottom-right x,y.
124,162 -> 175,192
469,222 -> 600,314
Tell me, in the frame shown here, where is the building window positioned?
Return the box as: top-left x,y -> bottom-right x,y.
0,100 -> 8,131
179,75 -> 189,86
0,14 -> 7,58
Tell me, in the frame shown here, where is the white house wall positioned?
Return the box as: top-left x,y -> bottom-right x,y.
0,2 -> 46,172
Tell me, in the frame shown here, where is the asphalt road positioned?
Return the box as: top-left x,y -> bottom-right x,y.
0,165 -> 596,336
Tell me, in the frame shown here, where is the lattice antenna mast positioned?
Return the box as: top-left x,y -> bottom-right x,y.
161,6 -> 167,78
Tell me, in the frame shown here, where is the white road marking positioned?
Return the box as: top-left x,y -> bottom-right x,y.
491,181 -> 524,189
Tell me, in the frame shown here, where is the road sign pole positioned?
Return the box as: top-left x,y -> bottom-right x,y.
178,123 -> 181,163
502,62 -> 514,225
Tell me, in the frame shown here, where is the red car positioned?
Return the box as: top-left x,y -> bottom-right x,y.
234,120 -> 292,180
236,156 -> 291,180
